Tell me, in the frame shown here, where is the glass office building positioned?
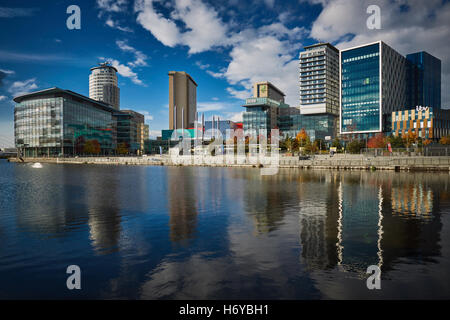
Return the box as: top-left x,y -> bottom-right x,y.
114,110 -> 145,154
340,41 -> 407,136
278,105 -> 337,140
406,51 -> 441,110
243,97 -> 280,136
14,88 -> 115,157
341,43 -> 381,134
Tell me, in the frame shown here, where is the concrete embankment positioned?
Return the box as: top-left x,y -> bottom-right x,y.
8,154 -> 450,171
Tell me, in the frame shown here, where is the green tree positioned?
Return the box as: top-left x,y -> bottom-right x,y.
314,138 -> 326,151
346,140 -> 364,154
331,138 -> 342,150
83,140 -> 100,154
388,135 -> 405,148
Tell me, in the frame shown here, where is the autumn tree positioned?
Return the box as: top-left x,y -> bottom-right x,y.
296,129 -> 310,150
423,139 -> 432,146
439,135 -> 450,145
83,140 -> 101,155
116,142 -> 129,155
403,130 -> 418,148
367,133 -> 387,149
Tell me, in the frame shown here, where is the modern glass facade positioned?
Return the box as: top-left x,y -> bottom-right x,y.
114,110 -> 145,154
406,51 -> 441,110
279,105 -> 337,140
14,88 -> 115,157
341,43 -> 381,134
243,97 -> 280,136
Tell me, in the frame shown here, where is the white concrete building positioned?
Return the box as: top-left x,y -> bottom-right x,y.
89,62 -> 120,110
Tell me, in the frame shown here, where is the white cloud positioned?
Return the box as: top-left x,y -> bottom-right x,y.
135,0 -> 182,47
97,0 -> 128,13
0,50 -> 71,62
226,87 -> 250,100
0,68 -> 15,87
223,111 -> 243,123
116,40 -> 148,67
148,129 -> 161,138
102,58 -> 145,85
0,7 -> 37,18
136,110 -> 154,123
105,18 -> 133,32
134,0 -> 305,105
264,0 -> 275,8
223,35 -> 301,105
0,95 -> 7,101
8,78 -> 37,96
310,0 -> 450,106
135,0 -> 228,54
0,69 -> 14,75
197,101 -> 232,112
173,0 -> 229,53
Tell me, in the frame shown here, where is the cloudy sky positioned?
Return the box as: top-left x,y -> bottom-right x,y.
0,0 -> 449,145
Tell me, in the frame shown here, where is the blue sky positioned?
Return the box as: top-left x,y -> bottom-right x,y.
1,0 -> 449,146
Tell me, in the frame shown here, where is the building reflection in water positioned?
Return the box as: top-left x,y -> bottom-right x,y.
391,184 -> 433,219
299,171 -> 447,277
13,164 -> 88,236
167,167 -> 199,243
241,169 -> 298,235
298,171 -> 340,270
84,167 -> 122,255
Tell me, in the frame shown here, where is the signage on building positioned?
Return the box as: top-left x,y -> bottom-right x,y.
415,106 -> 429,112
325,136 -> 331,141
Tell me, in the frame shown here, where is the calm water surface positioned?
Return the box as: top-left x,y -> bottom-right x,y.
0,159 -> 449,299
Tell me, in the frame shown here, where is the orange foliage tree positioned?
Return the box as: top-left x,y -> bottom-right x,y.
440,135 -> 450,145
403,130 -> 418,148
296,128 -> 310,147
367,133 -> 387,148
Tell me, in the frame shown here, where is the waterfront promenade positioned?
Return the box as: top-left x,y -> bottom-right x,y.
9,154 -> 450,171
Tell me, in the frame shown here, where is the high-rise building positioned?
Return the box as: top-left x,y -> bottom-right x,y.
168,71 -> 197,129
406,51 -> 441,110
89,62 -> 120,110
340,41 -> 407,135
299,43 -> 340,116
243,82 -> 286,135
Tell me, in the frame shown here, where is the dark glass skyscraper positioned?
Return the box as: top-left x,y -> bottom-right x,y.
340,41 -> 407,135
406,51 -> 441,109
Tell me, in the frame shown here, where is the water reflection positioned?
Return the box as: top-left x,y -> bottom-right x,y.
1,161 -> 450,299
167,167 -> 199,243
